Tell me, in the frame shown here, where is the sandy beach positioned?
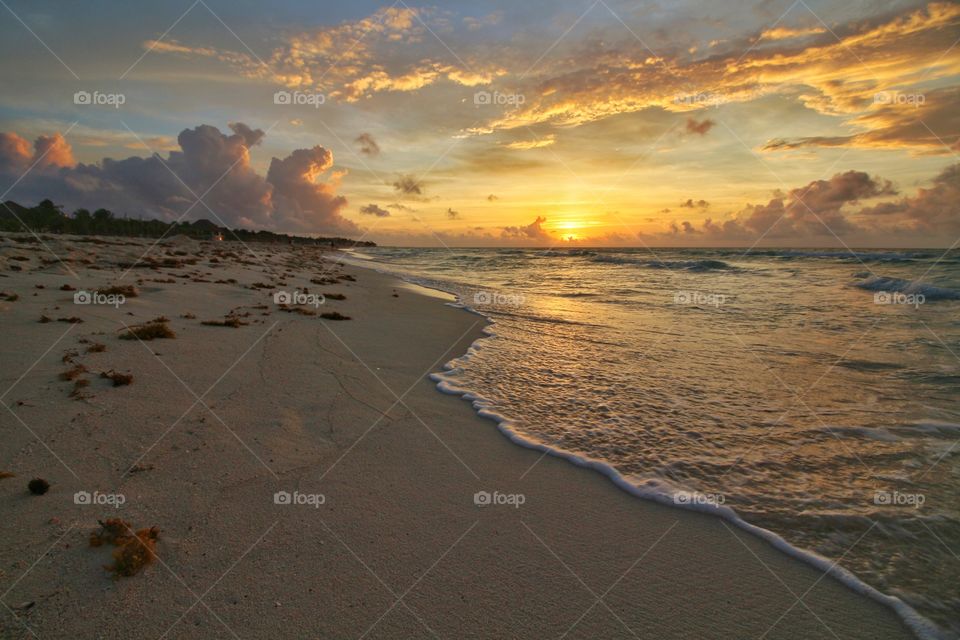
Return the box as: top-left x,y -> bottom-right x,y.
0,234 -> 922,639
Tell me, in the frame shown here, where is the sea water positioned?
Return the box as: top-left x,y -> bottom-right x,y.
344,246 -> 960,637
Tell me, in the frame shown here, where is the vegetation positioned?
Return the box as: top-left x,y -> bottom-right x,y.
1,199 -> 376,247
90,519 -> 160,577
120,320 -> 175,340
100,370 -> 133,386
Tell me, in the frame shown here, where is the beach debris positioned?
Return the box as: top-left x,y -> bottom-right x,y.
107,527 -> 160,577
0,291 -> 18,301
100,370 -> 133,386
70,379 -> 91,398
59,284 -> 76,291
128,463 -> 154,474
57,317 -> 84,324
0,471 -> 16,479
98,284 -> 138,297
89,519 -> 161,577
89,518 -> 134,547
119,319 -> 175,340
86,342 -> 107,353
320,311 -> 351,321
59,364 -> 87,381
28,478 -> 50,495
323,293 -> 346,300
38,315 -> 52,323
201,316 -> 248,328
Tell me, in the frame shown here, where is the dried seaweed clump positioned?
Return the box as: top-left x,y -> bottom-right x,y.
201,317 -> 247,328
98,285 -> 138,297
100,370 -> 133,386
89,518 -> 134,547
320,312 -> 351,321
90,520 -> 160,577
59,364 -> 87,381
120,320 -> 175,340
109,527 -> 160,576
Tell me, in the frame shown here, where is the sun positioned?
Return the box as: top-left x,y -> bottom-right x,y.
552,220 -> 585,241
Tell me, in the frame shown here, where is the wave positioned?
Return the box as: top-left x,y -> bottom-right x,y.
539,249 -> 597,257
852,275 -> 960,301
748,249 -> 939,263
588,255 -> 737,271
429,341 -> 944,640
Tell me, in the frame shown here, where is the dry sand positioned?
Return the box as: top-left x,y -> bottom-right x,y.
0,233 -> 920,639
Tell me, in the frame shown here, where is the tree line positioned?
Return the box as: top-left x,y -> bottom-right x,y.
0,199 -> 376,247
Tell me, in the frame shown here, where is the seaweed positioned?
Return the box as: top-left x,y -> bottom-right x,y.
100,370 -> 133,386
120,320 -> 175,340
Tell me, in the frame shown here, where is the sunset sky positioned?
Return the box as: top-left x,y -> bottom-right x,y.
0,0 -> 958,246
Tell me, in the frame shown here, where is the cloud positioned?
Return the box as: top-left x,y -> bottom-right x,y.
501,216 -> 552,241
227,122 -> 265,147
354,132 -> 381,156
855,163 -> 960,234
0,132 -> 74,172
392,174 -> 424,195
685,118 -> 714,136
471,1 -> 960,154
649,168 -> 953,244
0,132 -> 34,173
680,198 -> 709,209
487,194 -> 499,201
760,25 -> 826,40
359,203 -> 390,217
504,134 -> 556,150
446,207 -> 460,219
387,202 -> 417,212
763,86 -> 960,154
463,11 -> 503,31
265,145 -> 355,232
0,124 -> 359,235
149,7 -> 506,102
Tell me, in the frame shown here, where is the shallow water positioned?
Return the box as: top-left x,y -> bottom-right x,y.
346,246 -> 960,636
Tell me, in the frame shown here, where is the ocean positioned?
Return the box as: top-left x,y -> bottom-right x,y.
342,246 -> 960,637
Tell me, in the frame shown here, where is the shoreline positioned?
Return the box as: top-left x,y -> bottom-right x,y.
0,234 -> 934,639
350,251 -> 944,639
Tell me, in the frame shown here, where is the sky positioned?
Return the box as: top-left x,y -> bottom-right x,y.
0,0 -> 957,247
